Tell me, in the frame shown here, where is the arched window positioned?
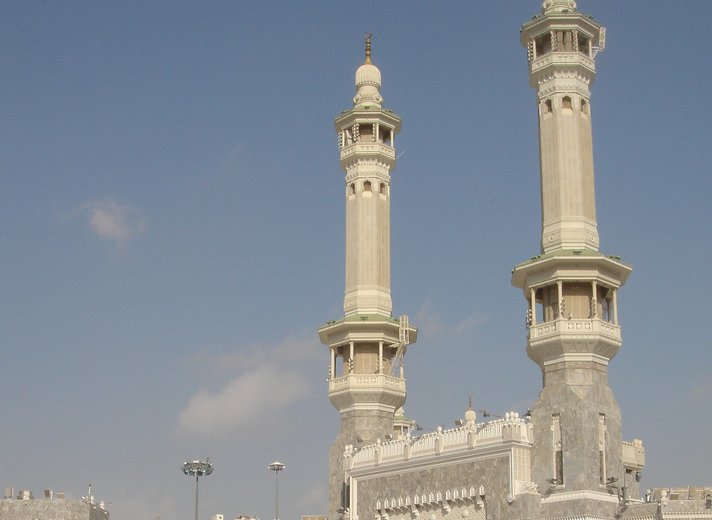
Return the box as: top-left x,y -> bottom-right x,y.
543,99 -> 553,115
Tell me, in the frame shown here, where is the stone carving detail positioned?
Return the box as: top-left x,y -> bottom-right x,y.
374,493 -> 486,520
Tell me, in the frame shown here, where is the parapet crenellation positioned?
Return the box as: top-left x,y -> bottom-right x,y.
346,412 -> 533,470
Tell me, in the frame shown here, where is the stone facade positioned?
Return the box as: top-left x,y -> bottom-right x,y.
344,412 -> 539,520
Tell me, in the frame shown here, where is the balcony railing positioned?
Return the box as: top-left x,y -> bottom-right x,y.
531,51 -> 595,73
328,373 -> 405,394
340,142 -> 396,161
349,413 -> 533,470
529,318 -> 621,341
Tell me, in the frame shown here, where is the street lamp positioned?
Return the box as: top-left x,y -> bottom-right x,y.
182,459 -> 213,520
268,461 -> 285,520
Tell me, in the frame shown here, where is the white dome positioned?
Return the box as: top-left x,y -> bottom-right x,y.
352,36 -> 383,109
355,63 -> 381,87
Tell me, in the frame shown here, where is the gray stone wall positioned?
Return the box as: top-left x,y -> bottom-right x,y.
330,409 -> 395,519
354,455 -> 538,520
0,498 -> 109,520
622,469 -> 642,501
531,358 -> 624,516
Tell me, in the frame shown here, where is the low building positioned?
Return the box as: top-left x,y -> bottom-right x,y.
0,488 -> 109,520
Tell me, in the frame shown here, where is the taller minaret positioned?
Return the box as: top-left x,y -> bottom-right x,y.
318,36 -> 417,520
512,0 -> 637,511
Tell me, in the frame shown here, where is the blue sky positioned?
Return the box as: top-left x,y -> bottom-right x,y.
2,1 -> 711,519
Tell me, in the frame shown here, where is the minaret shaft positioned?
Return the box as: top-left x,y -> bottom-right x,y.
319,39 -> 416,520
513,2 -> 642,505
526,17 -> 602,253
343,149 -> 393,316
538,88 -> 599,252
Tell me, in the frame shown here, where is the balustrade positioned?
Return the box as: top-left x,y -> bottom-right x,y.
328,373 -> 405,393
528,318 -> 621,341
350,415 -> 532,469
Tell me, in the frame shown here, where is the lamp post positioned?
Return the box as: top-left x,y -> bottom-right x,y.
182,459 -> 213,520
268,461 -> 285,520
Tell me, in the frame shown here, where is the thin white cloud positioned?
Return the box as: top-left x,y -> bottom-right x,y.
78,197 -> 147,250
204,332 -> 321,373
452,311 -> 489,336
414,302 -> 488,340
176,364 -> 310,438
414,302 -> 445,338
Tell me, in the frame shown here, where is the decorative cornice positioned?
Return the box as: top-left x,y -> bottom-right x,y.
374,486 -> 488,515
541,490 -> 620,504
659,513 -> 712,520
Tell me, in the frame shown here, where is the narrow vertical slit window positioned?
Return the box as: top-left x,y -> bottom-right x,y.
599,414 -> 607,484
553,414 -> 563,485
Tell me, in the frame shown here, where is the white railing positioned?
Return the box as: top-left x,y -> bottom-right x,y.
531,52 -> 595,73
350,413 -> 532,469
529,318 -> 621,341
340,142 -> 396,161
329,373 -> 405,394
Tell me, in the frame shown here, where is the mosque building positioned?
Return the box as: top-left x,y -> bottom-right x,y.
318,2 -> 711,520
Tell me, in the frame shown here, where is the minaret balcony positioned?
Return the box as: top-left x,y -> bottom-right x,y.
529,317 -> 621,342
340,142 -> 396,168
527,317 -> 622,366
531,51 -> 595,73
529,52 -> 596,89
328,373 -> 407,411
329,373 -> 405,394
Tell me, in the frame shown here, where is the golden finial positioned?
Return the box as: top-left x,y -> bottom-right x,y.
364,33 -> 372,64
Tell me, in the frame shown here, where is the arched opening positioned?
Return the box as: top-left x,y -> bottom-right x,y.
542,99 -> 553,115
359,123 -> 374,142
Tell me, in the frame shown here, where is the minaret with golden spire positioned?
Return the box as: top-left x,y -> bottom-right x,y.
319,35 -> 417,519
